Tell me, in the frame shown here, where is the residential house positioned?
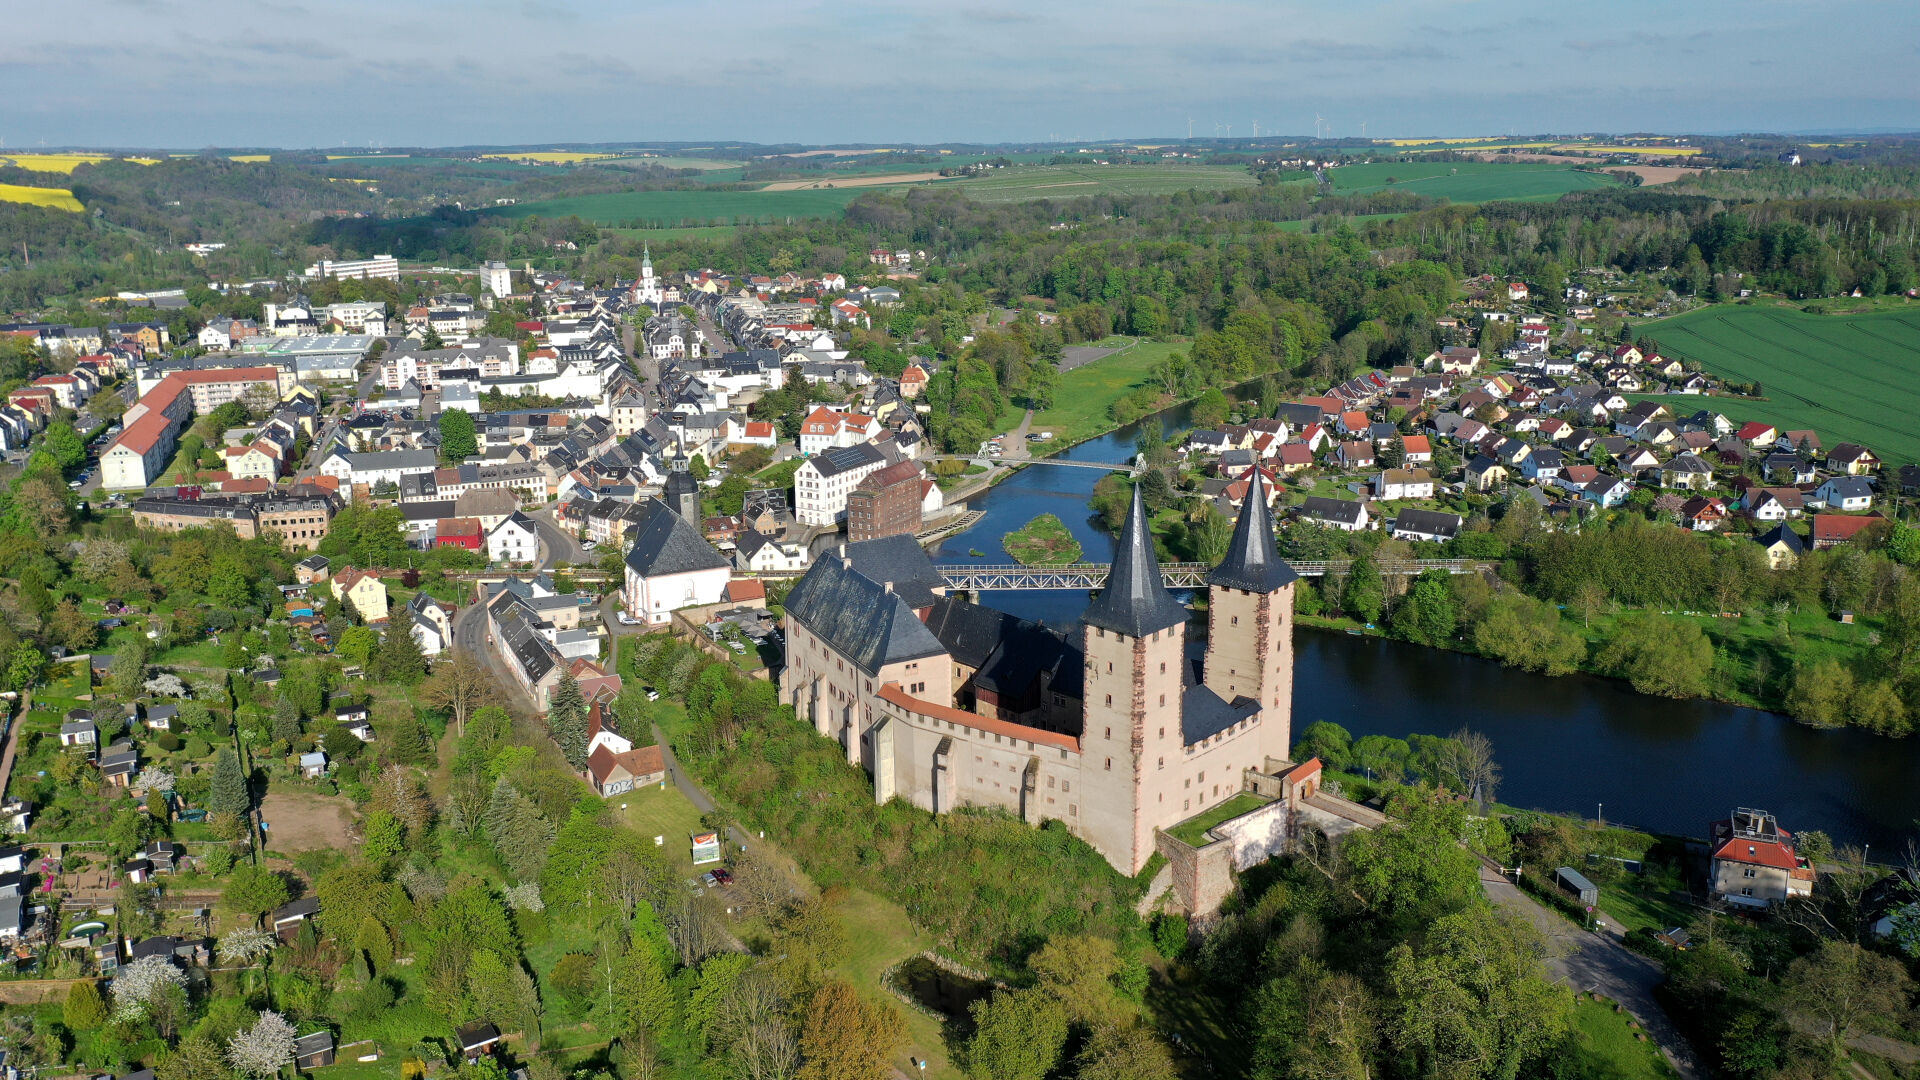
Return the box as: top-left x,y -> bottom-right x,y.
1400,434 -> 1432,464
1813,513 -> 1882,550
1520,447 -> 1565,481
1737,421 -> 1779,449
1391,509 -> 1462,542
487,512 -> 541,565
1374,468 -> 1435,501
1755,524 -> 1806,570
735,530 -> 810,573
794,442 -> 889,526
1464,456 -> 1507,492
1827,443 -> 1879,476
1678,496 -> 1730,532
1746,487 -> 1804,522
1336,441 -> 1375,469
588,743 -> 667,797
1659,454 -> 1714,491
330,567 -> 389,622
1813,476 -> 1874,513
1297,497 -> 1371,532
1709,808 -> 1814,908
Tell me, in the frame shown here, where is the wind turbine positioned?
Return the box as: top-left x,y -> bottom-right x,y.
1252,121 -> 1259,139
1187,117 -> 1194,139
1314,114 -> 1325,140
1225,124 -> 1232,138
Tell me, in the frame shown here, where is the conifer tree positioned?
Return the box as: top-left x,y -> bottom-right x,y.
485,777 -> 554,881
371,624 -> 427,684
209,748 -> 250,817
547,672 -> 587,769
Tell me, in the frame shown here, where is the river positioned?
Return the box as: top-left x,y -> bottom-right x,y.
928,403 -> 1920,850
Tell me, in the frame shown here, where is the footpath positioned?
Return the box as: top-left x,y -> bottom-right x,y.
1478,862 -> 1703,1080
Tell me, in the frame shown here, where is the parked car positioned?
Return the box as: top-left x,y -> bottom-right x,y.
710,868 -> 733,886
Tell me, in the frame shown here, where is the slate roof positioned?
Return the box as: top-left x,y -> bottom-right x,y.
922,596 -> 1082,704
834,534 -> 948,608
784,548 -> 947,676
1393,508 -> 1463,538
623,498 -> 730,578
1208,470 -> 1297,592
1756,524 -> 1806,554
1083,485 -> 1189,638
1181,683 -> 1261,745
488,591 -> 556,686
1299,496 -> 1367,526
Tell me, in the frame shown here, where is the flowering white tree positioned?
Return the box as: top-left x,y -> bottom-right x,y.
502,882 -> 545,913
144,674 -> 190,698
218,927 -> 277,965
226,1010 -> 296,1078
134,766 -> 177,793
110,955 -> 189,1021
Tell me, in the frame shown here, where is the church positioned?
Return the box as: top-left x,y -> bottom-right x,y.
781,470 -> 1308,876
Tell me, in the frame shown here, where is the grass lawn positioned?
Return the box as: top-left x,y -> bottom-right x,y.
1327,160 -> 1620,202
1563,999 -> 1682,1080
1642,302 -> 1920,464
611,781 -> 709,878
1030,340 -> 1183,445
951,163 -> 1259,203
828,888 -> 964,1080
753,457 -> 804,490
1002,513 -> 1084,564
1166,792 -> 1270,846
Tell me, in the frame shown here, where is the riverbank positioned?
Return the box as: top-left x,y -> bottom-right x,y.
1295,595 -> 1880,725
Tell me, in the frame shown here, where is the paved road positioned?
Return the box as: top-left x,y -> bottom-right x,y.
527,506 -> 590,567
1480,866 -> 1702,1080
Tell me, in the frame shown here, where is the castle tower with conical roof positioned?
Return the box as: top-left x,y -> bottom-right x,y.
1203,468 -> 1298,763
1078,484 -> 1192,874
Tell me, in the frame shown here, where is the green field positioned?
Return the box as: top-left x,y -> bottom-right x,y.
1030,339 -> 1183,445
1644,304 -> 1920,464
486,186 -> 875,225
951,163 -> 1260,202
1328,161 -> 1619,202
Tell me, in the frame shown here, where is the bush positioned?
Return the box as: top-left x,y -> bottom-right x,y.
155,731 -> 182,752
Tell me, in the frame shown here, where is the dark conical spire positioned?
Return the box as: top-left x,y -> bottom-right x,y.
1084,481 -> 1189,638
1208,468 -> 1299,592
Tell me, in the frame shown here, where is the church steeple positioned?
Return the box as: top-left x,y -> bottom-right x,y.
1207,468 -> 1297,592
1083,482 -> 1188,638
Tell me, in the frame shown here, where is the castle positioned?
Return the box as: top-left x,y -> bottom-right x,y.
781,470 -> 1309,876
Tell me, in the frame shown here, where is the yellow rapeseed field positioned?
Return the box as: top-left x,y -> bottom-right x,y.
228,154 -> 271,163
0,183 -> 84,211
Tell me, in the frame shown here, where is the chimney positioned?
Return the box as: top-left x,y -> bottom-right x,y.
883,581 -> 893,594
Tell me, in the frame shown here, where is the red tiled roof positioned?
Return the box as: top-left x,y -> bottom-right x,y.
1737,421 -> 1775,440
877,684 -> 1079,752
725,579 -> 767,602
744,421 -> 774,439
1402,435 -> 1431,454
1812,514 -> 1881,542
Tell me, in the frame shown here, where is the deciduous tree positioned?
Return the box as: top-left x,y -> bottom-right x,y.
796,980 -> 905,1080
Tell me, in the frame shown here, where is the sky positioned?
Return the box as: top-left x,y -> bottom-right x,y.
3,0 -> 1916,148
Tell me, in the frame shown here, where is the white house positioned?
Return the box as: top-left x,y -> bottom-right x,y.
487,512 -> 541,565
734,530 -> 810,573
1814,476 -> 1874,513
1373,468 -> 1435,501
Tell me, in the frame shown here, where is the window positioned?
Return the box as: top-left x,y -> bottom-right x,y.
1159,694 -> 1165,707
1104,758 -> 1112,771
1158,727 -> 1165,739
1104,726 -> 1111,739
1231,615 -> 1238,625
1160,662 -> 1166,674
1743,867 -> 1756,878
1157,757 -> 1164,770
1104,696 -> 1111,709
